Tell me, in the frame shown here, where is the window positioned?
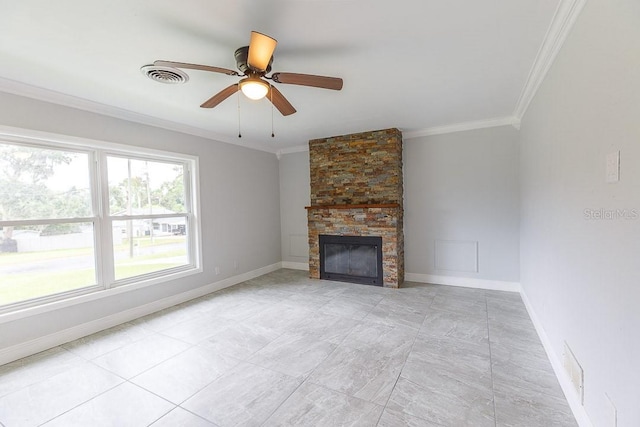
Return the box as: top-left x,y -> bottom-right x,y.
106,156 -> 190,281
0,132 -> 200,311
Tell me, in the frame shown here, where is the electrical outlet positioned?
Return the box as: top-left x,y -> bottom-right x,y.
234,260 -> 239,270
563,342 -> 584,404
215,266 -> 220,275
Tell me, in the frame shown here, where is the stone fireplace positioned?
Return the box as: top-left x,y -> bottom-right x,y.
306,128 -> 404,288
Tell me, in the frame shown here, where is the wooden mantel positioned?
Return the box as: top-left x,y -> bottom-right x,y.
305,203 -> 400,210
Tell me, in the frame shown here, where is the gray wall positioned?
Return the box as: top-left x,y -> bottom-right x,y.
279,151 -> 310,264
518,0 -> 640,425
278,125 -> 521,286
404,126 -> 520,284
0,91 -> 282,350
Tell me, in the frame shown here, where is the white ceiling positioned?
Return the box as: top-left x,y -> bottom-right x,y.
0,0 -> 562,152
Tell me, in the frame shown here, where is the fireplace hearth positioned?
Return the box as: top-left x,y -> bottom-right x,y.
319,235 -> 383,286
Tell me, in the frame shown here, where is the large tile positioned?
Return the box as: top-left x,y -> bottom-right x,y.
488,317 -> 546,355
309,281 -> 349,298
494,382 -> 577,426
434,285 -> 486,299
308,344 -> 408,405
151,407 -> 216,426
0,269 -> 579,427
42,382 -> 174,427
62,322 -> 150,360
386,377 -> 495,427
200,322 -> 281,360
248,334 -> 336,378
491,346 -> 564,400
364,299 -> 428,330
378,289 -> 435,312
92,333 -> 191,379
264,382 -> 383,426
486,293 -> 530,321
130,303 -> 205,332
430,294 -> 487,316
0,347 -> 84,398
243,303 -> 317,335
341,322 -> 418,353
377,408 -> 442,427
282,293 -> 333,311
182,362 -> 302,426
0,362 -> 123,426
318,296 -> 378,320
338,285 -> 389,305
132,346 -> 240,404
286,311 -> 361,344
160,313 -> 235,344
420,308 -> 489,344
214,298 -> 273,321
402,337 -> 492,391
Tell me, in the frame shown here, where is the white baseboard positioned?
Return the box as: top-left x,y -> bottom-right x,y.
0,262 -> 281,366
520,290 -> 594,427
405,272 -> 521,293
281,261 -> 309,271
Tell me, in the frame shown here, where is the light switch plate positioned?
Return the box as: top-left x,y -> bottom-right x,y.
606,151 -> 620,183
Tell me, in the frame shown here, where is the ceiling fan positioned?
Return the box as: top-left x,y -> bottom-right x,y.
144,31 -> 343,116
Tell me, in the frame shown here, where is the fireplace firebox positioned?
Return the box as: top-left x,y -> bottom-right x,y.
319,235 -> 383,286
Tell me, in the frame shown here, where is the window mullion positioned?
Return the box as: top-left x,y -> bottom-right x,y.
96,150 -> 115,287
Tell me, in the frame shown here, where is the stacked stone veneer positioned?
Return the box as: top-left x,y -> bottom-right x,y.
307,128 -> 404,288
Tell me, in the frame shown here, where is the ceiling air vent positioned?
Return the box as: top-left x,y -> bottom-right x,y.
140,65 -> 189,84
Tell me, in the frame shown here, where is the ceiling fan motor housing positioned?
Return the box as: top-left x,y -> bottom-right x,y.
234,46 -> 273,74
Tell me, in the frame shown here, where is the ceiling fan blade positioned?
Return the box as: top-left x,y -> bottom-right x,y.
200,84 -> 239,108
247,31 -> 277,72
267,85 -> 296,116
271,72 -> 343,91
154,60 -> 238,76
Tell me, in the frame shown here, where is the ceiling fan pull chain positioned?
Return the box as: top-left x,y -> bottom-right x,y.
237,85 -> 242,138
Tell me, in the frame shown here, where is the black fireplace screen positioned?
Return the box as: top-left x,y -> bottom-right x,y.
319,235 -> 383,286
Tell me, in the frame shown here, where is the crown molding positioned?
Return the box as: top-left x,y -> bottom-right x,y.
276,144 -> 309,159
0,76 -> 278,154
513,0 -> 587,120
402,116 -> 520,140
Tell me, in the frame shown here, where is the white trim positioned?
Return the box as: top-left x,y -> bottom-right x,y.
276,145 -> 309,159
405,273 -> 521,293
281,261 -> 309,271
403,116 -> 520,140
520,289 -> 594,427
0,262 -> 282,366
0,77 -> 276,154
513,0 -> 587,119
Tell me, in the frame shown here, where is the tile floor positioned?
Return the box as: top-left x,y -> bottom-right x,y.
0,269 -> 577,426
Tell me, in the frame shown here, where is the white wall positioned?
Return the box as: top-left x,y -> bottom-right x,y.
0,91 -> 282,352
404,126 -> 520,287
279,151 -> 310,265
518,0 -> 640,425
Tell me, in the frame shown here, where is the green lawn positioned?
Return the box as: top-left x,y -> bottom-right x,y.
0,237 -> 187,306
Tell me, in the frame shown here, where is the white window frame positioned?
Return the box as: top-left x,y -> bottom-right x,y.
0,126 -> 202,318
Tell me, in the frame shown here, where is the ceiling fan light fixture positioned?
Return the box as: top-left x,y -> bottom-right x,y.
240,78 -> 269,100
